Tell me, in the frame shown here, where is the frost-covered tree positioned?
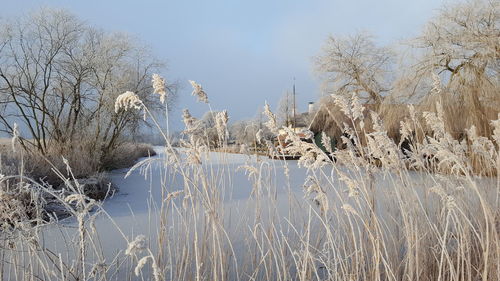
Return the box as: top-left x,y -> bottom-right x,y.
0,8 -> 176,158
229,120 -> 255,145
414,0 -> 498,85
394,0 -> 499,136
314,32 -> 394,106
199,111 -> 219,147
277,91 -> 294,127
229,116 -> 271,147
195,110 -> 230,148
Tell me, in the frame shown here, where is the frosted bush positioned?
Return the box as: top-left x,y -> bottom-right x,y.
239,143 -> 249,155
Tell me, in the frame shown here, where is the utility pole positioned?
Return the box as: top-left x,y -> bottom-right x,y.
292,77 -> 296,132
285,90 -> 290,127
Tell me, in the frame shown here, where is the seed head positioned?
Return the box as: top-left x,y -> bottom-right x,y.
263,102 -> 278,134
152,74 -> 167,104
115,91 -> 142,113
125,234 -> 147,256
189,80 -> 209,103
215,110 -> 229,138
134,256 -> 150,276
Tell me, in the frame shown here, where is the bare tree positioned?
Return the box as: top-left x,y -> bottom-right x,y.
228,119 -> 257,145
277,91 -> 293,127
199,111 -> 219,147
413,0 -> 498,83
0,9 -> 175,162
229,109 -> 272,147
314,32 -> 394,106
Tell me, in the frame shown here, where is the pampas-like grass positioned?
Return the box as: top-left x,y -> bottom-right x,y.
0,71 -> 498,281
189,80 -> 209,103
114,91 -> 143,113
152,74 -> 167,104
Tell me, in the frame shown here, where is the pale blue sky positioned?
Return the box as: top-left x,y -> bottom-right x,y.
1,0 -> 457,130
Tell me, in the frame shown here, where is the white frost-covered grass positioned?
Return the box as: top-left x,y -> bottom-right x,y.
26,144 -> 500,281
0,77 -> 498,281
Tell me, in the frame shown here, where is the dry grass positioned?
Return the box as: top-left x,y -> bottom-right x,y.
0,139 -> 154,223
101,142 -> 157,170
309,96 -> 367,146
0,138 -> 10,147
0,79 -> 498,281
2,87 -> 492,281
117,94 -> 498,281
0,1 -> 496,279
2,139 -> 156,183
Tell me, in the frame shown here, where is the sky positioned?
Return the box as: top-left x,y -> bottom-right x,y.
1,0 -> 458,131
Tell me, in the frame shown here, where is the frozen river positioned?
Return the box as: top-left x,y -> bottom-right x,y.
25,146 -> 498,280
36,147 -> 310,279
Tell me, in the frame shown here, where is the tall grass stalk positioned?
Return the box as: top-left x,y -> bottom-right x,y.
0,81 -> 498,281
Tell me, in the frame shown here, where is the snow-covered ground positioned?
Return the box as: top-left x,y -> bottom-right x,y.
36,146 -> 403,258
35,146 -> 498,280
38,147 -> 309,275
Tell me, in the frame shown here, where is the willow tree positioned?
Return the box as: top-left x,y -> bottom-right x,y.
396,0 -> 499,136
